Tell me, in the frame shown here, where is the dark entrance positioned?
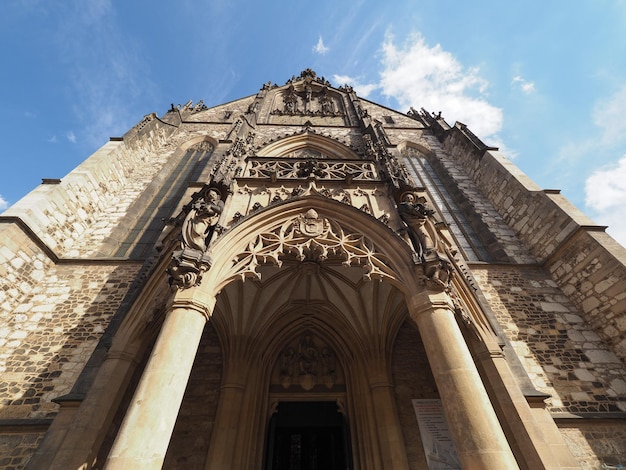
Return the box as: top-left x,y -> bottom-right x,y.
264,401 -> 351,470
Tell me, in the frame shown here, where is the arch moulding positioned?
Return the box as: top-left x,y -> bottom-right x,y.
199,195 -> 420,298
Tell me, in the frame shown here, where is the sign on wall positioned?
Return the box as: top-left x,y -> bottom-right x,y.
412,399 -> 461,469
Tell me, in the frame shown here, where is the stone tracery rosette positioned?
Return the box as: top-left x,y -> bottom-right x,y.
245,158 -> 378,181
229,208 -> 396,282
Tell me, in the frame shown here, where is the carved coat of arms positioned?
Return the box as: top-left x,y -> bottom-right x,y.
297,209 -> 328,237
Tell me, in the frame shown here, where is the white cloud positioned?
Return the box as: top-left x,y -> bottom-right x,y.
378,32 -> 503,139
332,74 -> 378,98
592,85 -> 626,147
313,36 -> 329,55
585,154 -> 626,246
66,131 -> 76,143
0,195 -> 8,212
48,135 -> 58,144
512,75 -> 535,94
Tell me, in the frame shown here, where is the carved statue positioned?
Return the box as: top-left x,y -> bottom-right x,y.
319,87 -> 334,114
298,334 -> 318,376
398,193 -> 436,258
181,188 -> 224,252
284,85 -> 298,113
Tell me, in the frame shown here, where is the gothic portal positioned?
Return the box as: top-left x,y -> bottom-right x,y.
1,69 -> 626,469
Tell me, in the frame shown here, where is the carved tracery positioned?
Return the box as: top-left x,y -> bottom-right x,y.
245,158 -> 378,181
228,208 -> 397,282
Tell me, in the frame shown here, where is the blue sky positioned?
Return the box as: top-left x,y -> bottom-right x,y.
2,0 -> 626,246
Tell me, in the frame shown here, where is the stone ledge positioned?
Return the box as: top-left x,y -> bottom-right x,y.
542,224 -> 610,267
0,216 -> 145,265
552,412 -> 626,422
0,419 -> 53,433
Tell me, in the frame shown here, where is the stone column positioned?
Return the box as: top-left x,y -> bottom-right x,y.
104,296 -> 214,470
408,290 -> 519,470
368,363 -> 410,470
204,360 -> 249,470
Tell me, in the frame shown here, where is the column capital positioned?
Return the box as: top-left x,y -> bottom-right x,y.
170,287 -> 217,320
407,289 -> 455,318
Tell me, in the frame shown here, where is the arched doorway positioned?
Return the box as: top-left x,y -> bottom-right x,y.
198,197 -> 416,469
103,195 -> 520,470
264,401 -> 351,470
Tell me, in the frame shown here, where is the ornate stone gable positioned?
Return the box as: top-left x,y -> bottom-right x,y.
227,207 -> 398,283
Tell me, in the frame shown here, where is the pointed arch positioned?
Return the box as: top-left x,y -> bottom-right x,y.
397,139 -> 433,156
258,132 -> 361,160
178,135 -> 219,152
202,195 -> 418,297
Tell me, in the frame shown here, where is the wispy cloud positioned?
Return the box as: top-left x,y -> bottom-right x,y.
48,135 -> 58,144
332,74 -> 378,98
378,32 -> 503,139
512,75 -> 535,94
0,195 -> 8,212
54,1 -> 154,147
313,36 -> 329,55
585,154 -> 626,246
578,86 -> 626,246
592,85 -> 626,147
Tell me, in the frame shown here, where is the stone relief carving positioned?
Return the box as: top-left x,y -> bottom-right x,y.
212,131 -> 255,185
245,158 -> 378,181
188,140 -> 214,153
397,192 -> 454,291
278,332 -> 339,390
318,86 -> 335,114
284,84 -> 299,113
398,193 -> 436,258
181,188 -> 224,252
230,208 -> 396,282
283,148 -> 325,159
363,133 -> 414,190
273,80 -> 343,117
167,187 -> 224,289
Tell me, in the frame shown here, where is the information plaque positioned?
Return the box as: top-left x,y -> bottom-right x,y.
412,399 -> 461,469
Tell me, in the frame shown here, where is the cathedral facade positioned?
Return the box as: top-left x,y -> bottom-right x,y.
1,69 -> 625,469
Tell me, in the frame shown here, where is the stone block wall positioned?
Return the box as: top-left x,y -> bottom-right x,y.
0,215 -> 141,469
473,265 -> 626,466
1,135 -> 174,258
559,422 -> 626,469
545,230 -> 626,359
473,266 -> 626,414
0,254 -> 141,420
0,432 -> 44,470
1,116 -> 225,259
438,129 -> 626,362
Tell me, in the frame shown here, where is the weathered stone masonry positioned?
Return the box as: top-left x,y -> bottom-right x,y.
1,71 -> 625,469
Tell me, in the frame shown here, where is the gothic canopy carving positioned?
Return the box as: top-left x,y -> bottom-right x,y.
227,208 -> 397,283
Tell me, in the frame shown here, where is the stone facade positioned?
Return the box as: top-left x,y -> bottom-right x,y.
1,69 -> 625,469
